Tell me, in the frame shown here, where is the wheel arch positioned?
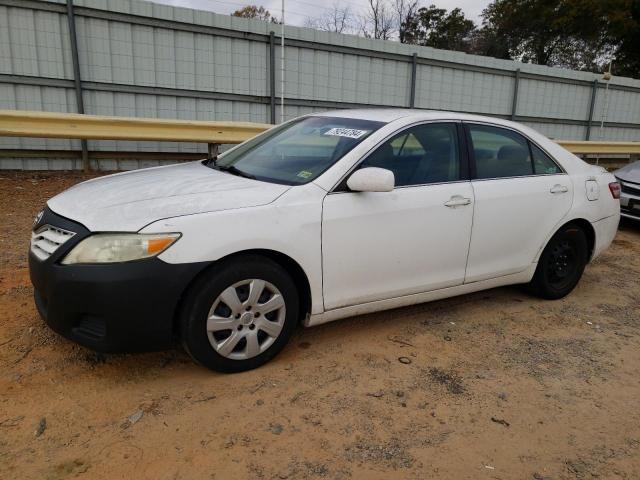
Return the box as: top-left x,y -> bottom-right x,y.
539,217 -> 595,262
173,249 -> 313,336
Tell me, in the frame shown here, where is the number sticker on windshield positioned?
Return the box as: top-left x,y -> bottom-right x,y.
323,128 -> 369,139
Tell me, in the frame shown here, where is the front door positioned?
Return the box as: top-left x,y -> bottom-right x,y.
321,122 -> 475,310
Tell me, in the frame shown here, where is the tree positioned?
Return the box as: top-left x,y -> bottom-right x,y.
402,5 -> 476,52
393,0 -> 420,43
360,0 -> 395,40
601,0 -> 640,78
305,4 -> 355,34
478,0 -> 612,70
232,5 -> 274,22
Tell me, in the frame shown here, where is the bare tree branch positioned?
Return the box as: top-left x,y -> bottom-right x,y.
305,3 -> 355,34
360,0 -> 395,40
393,0 -> 419,43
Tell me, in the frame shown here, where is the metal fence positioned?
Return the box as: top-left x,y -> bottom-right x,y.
1,0 -> 639,170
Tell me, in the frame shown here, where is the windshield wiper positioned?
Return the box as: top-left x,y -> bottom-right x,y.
215,165 -> 256,180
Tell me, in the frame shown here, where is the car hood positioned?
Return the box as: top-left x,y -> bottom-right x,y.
614,160 -> 640,183
47,161 -> 290,231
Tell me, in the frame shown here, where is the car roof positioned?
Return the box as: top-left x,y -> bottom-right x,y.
312,108 -> 523,129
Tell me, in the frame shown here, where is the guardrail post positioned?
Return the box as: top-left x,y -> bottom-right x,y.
207,143 -> 219,162
585,79 -> 598,140
269,31 -> 276,124
409,53 -> 417,108
511,68 -> 520,121
66,0 -> 89,172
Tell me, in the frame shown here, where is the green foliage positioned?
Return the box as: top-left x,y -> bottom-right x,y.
397,0 -> 638,77
403,5 -> 476,52
232,5 -> 276,22
476,0 -> 638,76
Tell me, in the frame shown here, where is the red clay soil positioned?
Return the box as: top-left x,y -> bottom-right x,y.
1,171 -> 639,479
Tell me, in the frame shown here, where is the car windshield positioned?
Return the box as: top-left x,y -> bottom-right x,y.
211,116 -> 385,185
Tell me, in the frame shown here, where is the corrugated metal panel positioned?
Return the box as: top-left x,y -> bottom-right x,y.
593,88 -> 640,126
415,65 -> 513,115
518,78 -> 592,121
0,0 -> 639,170
522,122 -> 586,141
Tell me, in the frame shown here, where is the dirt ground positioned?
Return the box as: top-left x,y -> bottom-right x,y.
1,171 -> 639,480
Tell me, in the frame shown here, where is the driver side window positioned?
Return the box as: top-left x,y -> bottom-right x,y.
359,123 -> 461,187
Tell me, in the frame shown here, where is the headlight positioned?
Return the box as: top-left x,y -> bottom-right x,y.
61,233 -> 180,265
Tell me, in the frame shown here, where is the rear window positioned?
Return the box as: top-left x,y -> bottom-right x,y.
531,143 -> 562,174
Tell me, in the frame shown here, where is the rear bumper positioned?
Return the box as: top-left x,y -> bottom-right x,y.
29,207 -> 208,353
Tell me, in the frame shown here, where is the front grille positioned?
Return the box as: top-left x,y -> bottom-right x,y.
620,180 -> 640,197
30,225 -> 76,261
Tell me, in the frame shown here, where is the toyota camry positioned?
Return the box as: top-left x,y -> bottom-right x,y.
29,109 -> 620,372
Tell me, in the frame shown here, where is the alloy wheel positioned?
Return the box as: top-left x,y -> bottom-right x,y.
206,279 -> 286,360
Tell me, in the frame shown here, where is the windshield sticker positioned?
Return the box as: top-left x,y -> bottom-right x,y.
323,127 -> 370,139
297,170 -> 314,179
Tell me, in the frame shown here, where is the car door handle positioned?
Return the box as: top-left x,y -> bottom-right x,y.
444,195 -> 472,208
550,184 -> 569,194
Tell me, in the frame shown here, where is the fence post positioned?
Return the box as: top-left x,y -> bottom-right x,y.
510,68 -> 520,121
585,79 -> 598,140
66,0 -> 89,172
409,53 -> 417,108
269,31 -> 276,124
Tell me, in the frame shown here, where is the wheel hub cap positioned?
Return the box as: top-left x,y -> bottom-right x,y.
205,279 -> 286,360
240,311 -> 253,326
547,240 -> 577,285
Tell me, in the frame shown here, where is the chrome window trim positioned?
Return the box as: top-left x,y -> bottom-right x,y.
462,120 -> 567,175
470,172 -> 569,182
328,119 -> 465,194
327,118 -> 568,194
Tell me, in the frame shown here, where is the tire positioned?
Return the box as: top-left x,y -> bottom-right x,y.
527,224 -> 589,300
180,255 -> 299,373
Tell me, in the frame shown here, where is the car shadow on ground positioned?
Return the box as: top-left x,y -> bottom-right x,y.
48,283 -> 527,379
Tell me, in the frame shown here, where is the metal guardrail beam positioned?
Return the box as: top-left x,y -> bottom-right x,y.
0,110 -> 271,144
555,140 -> 640,154
1,110 -> 639,157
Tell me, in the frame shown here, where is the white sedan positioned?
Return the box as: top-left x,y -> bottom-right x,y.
29,109 -> 620,372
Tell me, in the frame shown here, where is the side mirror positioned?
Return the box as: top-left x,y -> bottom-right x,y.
347,167 -> 395,193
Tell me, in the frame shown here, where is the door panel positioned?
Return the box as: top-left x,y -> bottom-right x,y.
463,123 -> 573,283
322,182 -> 474,310
465,175 -> 573,283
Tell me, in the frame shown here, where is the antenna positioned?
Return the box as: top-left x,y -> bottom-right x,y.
280,0 -> 285,124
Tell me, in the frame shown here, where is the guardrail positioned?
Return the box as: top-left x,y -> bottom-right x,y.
1,110 -> 638,170
0,110 -> 271,144
555,140 -> 640,154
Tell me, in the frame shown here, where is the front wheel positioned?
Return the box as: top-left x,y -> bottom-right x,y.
527,224 -> 589,300
180,255 -> 299,373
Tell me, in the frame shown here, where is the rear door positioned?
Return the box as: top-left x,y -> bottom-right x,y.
464,123 -> 573,283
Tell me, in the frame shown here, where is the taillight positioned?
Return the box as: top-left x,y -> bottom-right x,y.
609,182 -> 621,199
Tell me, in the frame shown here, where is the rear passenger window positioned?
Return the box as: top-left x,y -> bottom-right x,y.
531,143 -> 562,174
468,125 -> 533,179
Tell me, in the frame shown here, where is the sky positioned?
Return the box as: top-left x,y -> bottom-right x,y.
152,0 -> 490,27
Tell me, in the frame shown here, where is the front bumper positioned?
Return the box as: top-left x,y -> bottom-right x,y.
29,208 -> 208,353
618,178 -> 640,220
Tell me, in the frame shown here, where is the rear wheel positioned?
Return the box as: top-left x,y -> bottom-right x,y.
527,224 -> 589,299
180,255 -> 299,373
